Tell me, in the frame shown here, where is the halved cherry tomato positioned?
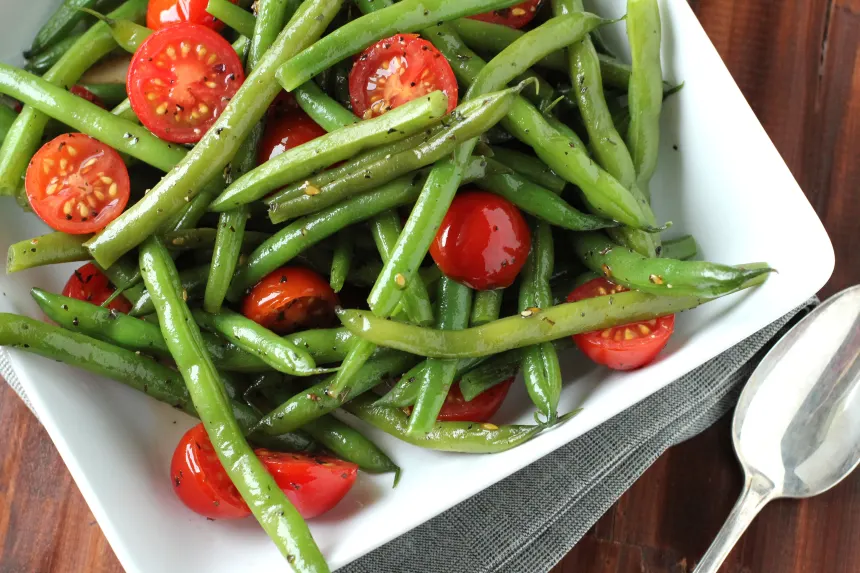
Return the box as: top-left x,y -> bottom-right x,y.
257,449 -> 358,519
170,424 -> 358,520
242,267 -> 339,334
69,85 -> 105,109
147,0 -> 236,31
258,109 -> 327,164
25,133 -> 130,235
468,0 -> 543,28
436,378 -> 514,422
127,23 -> 245,143
430,190 -> 531,290
567,277 -> 675,370
62,263 -> 132,314
349,34 -> 458,119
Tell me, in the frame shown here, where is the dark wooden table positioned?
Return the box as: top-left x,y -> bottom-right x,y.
2,0 -> 858,571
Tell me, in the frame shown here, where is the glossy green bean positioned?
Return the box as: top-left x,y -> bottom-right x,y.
293,81 -> 359,132
80,8 -> 152,52
343,394 -> 564,453
253,352 -> 419,435
128,264 -> 209,316
469,291 -> 503,326
302,416 -> 400,476
79,83 -> 128,107
0,0 -> 147,196
24,34 -> 83,75
458,349 -> 521,401
572,232 -> 773,298
192,308 -> 328,376
85,0 -> 343,269
486,146 -> 566,194
337,272 -> 771,358
206,0 -> 256,37
165,228 -> 270,251
28,0 -> 99,56
373,356 -> 484,408
139,237 -> 327,569
275,0 -> 524,91
329,229 -> 353,293
6,232 -> 89,272
660,235 -> 698,261
211,90 -> 449,210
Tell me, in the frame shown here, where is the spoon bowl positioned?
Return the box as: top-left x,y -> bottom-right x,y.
694,285 -> 860,573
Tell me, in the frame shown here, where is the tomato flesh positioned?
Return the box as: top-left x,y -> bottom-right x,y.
468,0 -> 543,28
430,190 -> 531,290
436,379 -> 514,422
147,0 -> 236,31
349,34 -> 458,119
62,263 -> 132,313
127,23 -> 245,143
242,267 -> 339,334
567,278 -> 675,370
258,109 -> 327,164
170,424 -> 357,520
25,133 -> 130,235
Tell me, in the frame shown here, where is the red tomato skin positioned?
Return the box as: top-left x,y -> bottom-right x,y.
258,110 -> 327,165
256,450 -> 358,519
242,267 -> 339,334
468,0 -> 543,28
26,133 -> 130,235
69,85 -> 105,109
567,278 -> 675,370
430,190 -> 531,291
127,23 -> 245,144
349,34 -> 458,119
436,379 -> 514,422
62,263 -> 132,313
147,0 -> 235,30
170,424 -> 252,520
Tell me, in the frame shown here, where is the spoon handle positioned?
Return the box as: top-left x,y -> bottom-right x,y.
693,473 -> 775,573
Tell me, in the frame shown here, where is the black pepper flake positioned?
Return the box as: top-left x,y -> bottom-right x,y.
72,317 -> 79,326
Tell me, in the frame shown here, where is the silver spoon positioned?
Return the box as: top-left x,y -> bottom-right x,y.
693,285 -> 860,573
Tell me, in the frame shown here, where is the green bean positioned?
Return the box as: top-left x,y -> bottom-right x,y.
660,235 -> 698,261
110,98 -> 137,122
573,232 -> 773,298
518,220 -> 561,422
210,90 -> 449,210
7,232 -> 89,272
0,104 -> 17,145
139,238 -> 327,569
486,146 -> 566,194
449,18 -> 567,72
370,211 -> 434,326
476,158 -> 616,231
206,0 -> 256,37
96,256 -> 142,305
253,352 -> 419,435
0,65 -> 186,171
128,264 -> 210,316
165,228 -> 270,251
79,8 -> 152,52
329,228 -> 353,293
337,272 -> 771,358
0,0 -> 147,196
192,309 -> 329,376
228,174 -> 425,299
78,83 -> 128,107
469,291 -> 503,326
85,0 -> 343,269
373,356 -> 484,408
408,277 -> 472,435
302,416 -> 400,476
28,0 -> 99,56
343,394 -> 566,453
24,34 -> 83,75
459,349 -> 521,401
275,0 -> 524,91
626,0 -> 663,192
293,81 -> 359,132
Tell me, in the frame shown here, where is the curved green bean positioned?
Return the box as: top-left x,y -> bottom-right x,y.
129,265 -> 210,316
7,232 -> 89,273
486,146 -> 566,194
79,83 -> 128,107
29,0 -> 99,56
293,81 -> 359,132
24,34 -> 83,75
329,228 -> 354,293
79,9 -> 153,52
374,356 -> 484,408
458,349 -> 522,401
206,0 -> 256,37
660,235 -> 698,261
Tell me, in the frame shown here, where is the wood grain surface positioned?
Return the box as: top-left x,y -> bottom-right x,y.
1,0 -> 858,571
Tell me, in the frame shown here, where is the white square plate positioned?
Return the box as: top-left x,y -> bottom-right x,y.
0,0 -> 833,571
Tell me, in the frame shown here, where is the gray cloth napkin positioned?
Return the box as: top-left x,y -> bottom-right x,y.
1,301 -> 815,573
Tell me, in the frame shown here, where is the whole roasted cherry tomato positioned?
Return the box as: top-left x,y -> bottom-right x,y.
567,277 -> 675,370
170,424 -> 358,520
258,109 -> 327,164
349,34 -> 458,119
430,190 -> 531,290
127,23 -> 245,143
69,85 -> 105,108
468,0 -> 542,28
25,133 -> 130,235
436,379 -> 514,422
146,0 -> 237,31
242,267 -> 339,334
62,263 -> 132,313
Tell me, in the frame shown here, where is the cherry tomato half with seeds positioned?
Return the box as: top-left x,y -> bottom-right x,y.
567,277 -> 675,370
147,0 -> 236,31
468,0 -> 543,28
25,133 -> 130,235
62,263 -> 132,314
69,85 -> 105,109
242,267 -> 339,334
349,34 -> 458,119
258,109 -> 327,165
127,23 -> 245,143
430,190 -> 531,291
436,378 -> 514,422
